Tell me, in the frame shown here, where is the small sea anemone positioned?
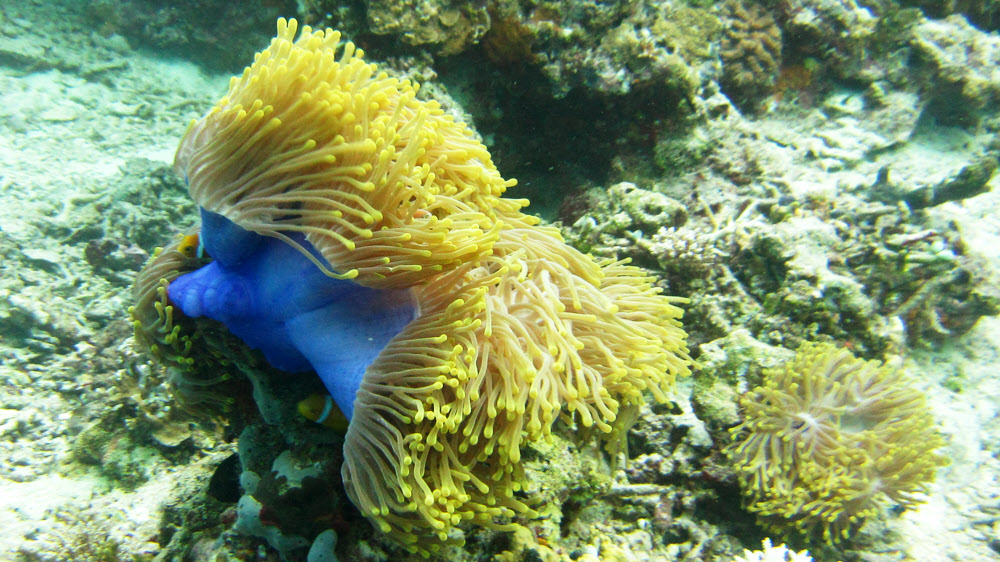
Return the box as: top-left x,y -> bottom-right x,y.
129,235 -> 204,372
129,232 -> 244,412
727,342 -> 949,543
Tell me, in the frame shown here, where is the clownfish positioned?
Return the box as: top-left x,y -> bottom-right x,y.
297,393 -> 349,433
177,233 -> 206,260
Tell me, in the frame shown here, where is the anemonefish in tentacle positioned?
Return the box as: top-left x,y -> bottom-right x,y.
177,232 -> 206,260
298,393 -> 349,433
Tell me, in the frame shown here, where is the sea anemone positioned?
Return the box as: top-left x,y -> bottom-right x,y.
129,232 -> 248,411
174,18 -> 534,289
129,234 -> 207,374
132,18 -> 692,555
727,342 -> 949,543
343,226 -> 689,545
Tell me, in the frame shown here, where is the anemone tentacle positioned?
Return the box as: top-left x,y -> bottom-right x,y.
133,17 -> 693,556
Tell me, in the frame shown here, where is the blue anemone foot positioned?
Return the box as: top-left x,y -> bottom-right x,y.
168,209 -> 418,420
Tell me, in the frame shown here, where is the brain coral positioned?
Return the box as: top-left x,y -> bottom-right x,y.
133,18 -> 691,555
727,342 -> 949,543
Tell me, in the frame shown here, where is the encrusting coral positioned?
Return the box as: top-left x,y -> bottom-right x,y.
726,342 -> 949,543
132,18 -> 691,556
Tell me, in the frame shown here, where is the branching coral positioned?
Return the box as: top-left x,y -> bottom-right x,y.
132,18 -> 692,556
733,538 -> 812,562
726,342 -> 949,543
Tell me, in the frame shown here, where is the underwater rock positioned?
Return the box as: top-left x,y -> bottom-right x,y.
911,14 -> 1000,126
563,182 -> 690,259
645,224 -> 727,280
750,89 -> 922,172
450,2 -> 725,206
235,495 -> 310,557
694,330 -> 795,415
901,0 -> 1000,32
83,0 -> 295,71
39,103 -> 82,122
718,213 -> 887,352
365,0 -> 489,55
234,422 -> 344,560
60,158 -> 196,252
0,34 -> 51,70
481,0 -> 711,99
84,238 -> 148,278
626,397 -> 714,484
900,157 -> 997,209
778,0 -> 878,84
308,529 -> 340,562
207,453 -> 241,503
72,419 -> 154,489
0,1 -> 142,75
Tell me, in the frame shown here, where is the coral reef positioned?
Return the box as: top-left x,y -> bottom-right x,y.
567,135 -> 1000,354
365,0 -> 490,55
720,1 -> 783,110
7,0 -> 1000,559
901,0 -> 1000,31
727,342 -> 949,543
0,6 -> 250,551
299,0 -> 490,55
480,0 -> 714,99
774,0 -> 879,88
563,182 -> 689,254
72,414 -> 155,490
0,157 -> 206,487
446,0 -> 722,215
16,509 -> 140,562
